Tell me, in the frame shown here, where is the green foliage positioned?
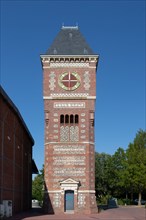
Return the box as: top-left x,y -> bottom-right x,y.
95,153 -> 111,196
95,129 -> 146,205
97,194 -> 111,205
32,165 -> 44,202
126,130 -> 146,204
117,198 -> 131,205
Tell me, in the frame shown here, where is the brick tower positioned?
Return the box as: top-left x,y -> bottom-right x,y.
40,26 -> 99,214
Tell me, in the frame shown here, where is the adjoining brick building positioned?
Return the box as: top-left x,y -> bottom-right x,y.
41,26 -> 99,214
0,86 -> 38,216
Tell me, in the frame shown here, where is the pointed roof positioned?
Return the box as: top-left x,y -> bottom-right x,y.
46,26 -> 95,55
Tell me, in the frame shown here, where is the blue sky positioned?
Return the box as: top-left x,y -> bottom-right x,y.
1,0 -> 145,171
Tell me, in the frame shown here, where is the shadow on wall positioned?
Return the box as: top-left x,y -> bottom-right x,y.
43,182 -> 54,214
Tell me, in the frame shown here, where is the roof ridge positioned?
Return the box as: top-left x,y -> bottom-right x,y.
61,25 -> 79,30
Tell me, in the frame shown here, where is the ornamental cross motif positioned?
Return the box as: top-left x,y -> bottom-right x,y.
61,72 -> 78,89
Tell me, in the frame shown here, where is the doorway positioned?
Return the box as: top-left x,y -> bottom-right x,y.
64,190 -> 74,212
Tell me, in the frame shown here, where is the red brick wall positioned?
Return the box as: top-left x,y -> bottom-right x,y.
0,95 -> 33,214
42,57 -> 98,214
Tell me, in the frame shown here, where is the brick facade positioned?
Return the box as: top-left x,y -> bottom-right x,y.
0,87 -> 35,214
41,27 -> 99,214
42,57 -> 97,213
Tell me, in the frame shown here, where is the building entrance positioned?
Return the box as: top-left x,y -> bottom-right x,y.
64,190 -> 74,212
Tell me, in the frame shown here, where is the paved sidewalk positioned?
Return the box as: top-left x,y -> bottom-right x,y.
9,206 -> 146,220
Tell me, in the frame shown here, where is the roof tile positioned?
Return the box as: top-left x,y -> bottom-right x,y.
46,26 -> 95,55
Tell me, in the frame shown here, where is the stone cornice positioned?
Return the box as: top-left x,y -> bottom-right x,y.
40,54 -> 99,64
43,95 -> 96,100
44,141 -> 95,145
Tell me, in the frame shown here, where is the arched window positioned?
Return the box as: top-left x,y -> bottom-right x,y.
65,115 -> 69,124
70,114 -> 74,124
75,114 -> 79,124
60,115 -> 64,124
60,114 -> 79,124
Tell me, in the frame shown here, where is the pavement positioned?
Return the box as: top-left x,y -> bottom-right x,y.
9,206 -> 146,220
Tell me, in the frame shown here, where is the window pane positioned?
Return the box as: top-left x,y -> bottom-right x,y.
70,115 -> 74,123
65,115 -> 69,123
60,115 -> 64,123
75,115 -> 79,124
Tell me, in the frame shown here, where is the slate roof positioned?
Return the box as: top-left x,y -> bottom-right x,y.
46,26 -> 95,55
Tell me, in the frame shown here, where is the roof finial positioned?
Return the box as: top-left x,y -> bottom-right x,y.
62,22 -> 64,28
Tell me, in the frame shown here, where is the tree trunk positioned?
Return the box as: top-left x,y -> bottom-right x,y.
138,192 -> 142,206
126,191 -> 128,200
125,192 -> 128,206
130,192 -> 133,201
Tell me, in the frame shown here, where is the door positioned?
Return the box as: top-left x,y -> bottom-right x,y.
65,190 -> 74,212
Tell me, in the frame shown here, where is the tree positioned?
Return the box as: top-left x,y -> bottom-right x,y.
110,147 -> 131,201
95,129 -> 146,205
95,152 -> 112,201
107,148 -> 123,195
32,165 -> 44,202
95,150 -> 128,201
126,130 -> 146,205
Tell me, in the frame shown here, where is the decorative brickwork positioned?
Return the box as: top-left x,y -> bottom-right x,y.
83,71 -> 90,90
49,72 -> 56,90
41,26 -> 99,214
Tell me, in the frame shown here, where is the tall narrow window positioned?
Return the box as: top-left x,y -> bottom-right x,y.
90,119 -> 94,127
75,114 -> 79,124
60,114 -> 79,142
60,114 -> 79,124
70,114 -> 74,124
60,115 -> 64,124
65,115 -> 69,124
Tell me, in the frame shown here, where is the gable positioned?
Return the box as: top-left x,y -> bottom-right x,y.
60,178 -> 79,185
